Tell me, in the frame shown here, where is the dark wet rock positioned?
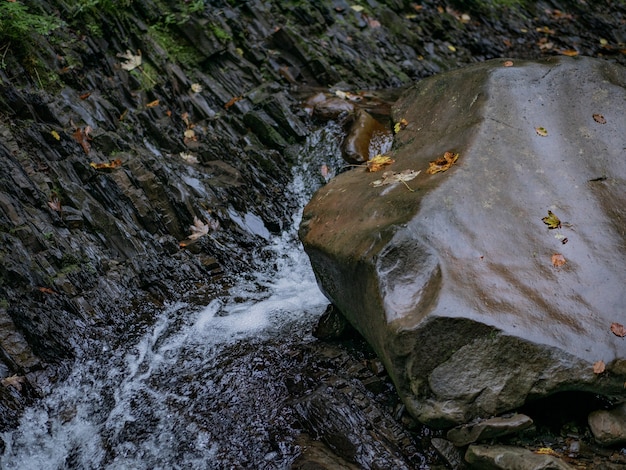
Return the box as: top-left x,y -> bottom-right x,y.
588,403 -> 626,447
292,434 -> 360,470
313,304 -> 350,340
447,414 -> 534,447
312,97 -> 356,121
300,56 -> 626,427
465,444 -> 575,469
341,109 -> 390,164
431,437 -> 468,469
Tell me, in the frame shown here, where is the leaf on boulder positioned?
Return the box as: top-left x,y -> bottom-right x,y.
367,154 -> 395,172
551,253 -> 566,267
372,169 -> 420,192
593,113 -> 607,124
535,126 -> 548,136
610,322 -> 626,337
191,83 -> 203,93
427,151 -> 459,174
90,159 -> 122,170
50,130 -> 60,141
146,99 -> 159,108
117,49 -> 142,71
542,210 -> 561,229
593,360 -> 606,374
394,118 -> 408,134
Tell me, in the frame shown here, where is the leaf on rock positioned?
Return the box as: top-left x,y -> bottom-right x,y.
73,127 -> 92,154
593,360 -> 606,374
90,159 -> 122,170
50,130 -> 60,141
427,151 -> 459,174
184,129 -> 197,143
180,152 -> 199,164
551,253 -> 566,267
610,322 -> 626,337
224,96 -> 242,109
190,83 -> 203,93
117,49 -> 142,71
371,169 -> 420,191
1,375 -> 26,391
146,99 -> 159,108
367,154 -> 395,172
535,126 -> 548,136
542,210 -> 561,229
189,216 -> 210,240
503,60 -> 514,67
559,49 -> 579,57
593,113 -> 606,124
394,118 -> 408,134
48,194 -> 61,212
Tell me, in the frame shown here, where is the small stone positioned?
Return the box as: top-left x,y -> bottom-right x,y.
588,403 -> 626,446
447,414 -> 534,447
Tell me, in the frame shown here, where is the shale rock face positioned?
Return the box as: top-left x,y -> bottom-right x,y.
300,57 -> 626,427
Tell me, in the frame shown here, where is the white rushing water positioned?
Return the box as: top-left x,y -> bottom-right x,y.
0,125 -> 344,469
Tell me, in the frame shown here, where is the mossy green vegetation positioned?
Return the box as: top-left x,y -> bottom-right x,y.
0,1 -> 64,43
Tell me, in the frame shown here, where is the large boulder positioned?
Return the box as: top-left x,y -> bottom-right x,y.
299,57 -> 626,427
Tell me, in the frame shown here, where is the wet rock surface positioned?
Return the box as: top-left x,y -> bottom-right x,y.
301,55 -> 626,428
0,0 -> 625,467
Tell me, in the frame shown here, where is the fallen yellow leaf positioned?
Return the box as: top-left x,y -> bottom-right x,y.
367,154 -> 395,172
427,151 -> 459,174
90,159 -> 122,170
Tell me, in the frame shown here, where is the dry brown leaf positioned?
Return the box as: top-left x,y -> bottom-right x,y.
367,154 -> 395,172
371,169 -> 420,191
610,322 -> 626,337
188,216 -> 210,240
503,60 -> 514,67
593,113 -> 607,124
146,99 -> 160,108
117,49 -> 142,71
1,375 -> 26,391
224,96 -> 243,109
559,49 -> 579,57
38,287 -> 56,294
73,127 -> 92,154
90,159 -> 122,170
593,360 -> 606,374
48,195 -> 61,212
427,151 -> 459,174
551,253 -> 566,267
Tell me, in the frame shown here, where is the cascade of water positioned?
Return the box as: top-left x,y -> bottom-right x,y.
0,124 -> 345,470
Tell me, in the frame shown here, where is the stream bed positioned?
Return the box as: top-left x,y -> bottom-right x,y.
0,126 -> 349,469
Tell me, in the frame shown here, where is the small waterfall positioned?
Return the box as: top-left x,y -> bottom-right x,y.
0,124 -> 345,469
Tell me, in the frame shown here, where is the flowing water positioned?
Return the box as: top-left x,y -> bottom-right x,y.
0,124 -> 347,469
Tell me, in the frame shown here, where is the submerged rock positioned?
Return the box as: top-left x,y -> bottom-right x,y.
300,56 -> 626,427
